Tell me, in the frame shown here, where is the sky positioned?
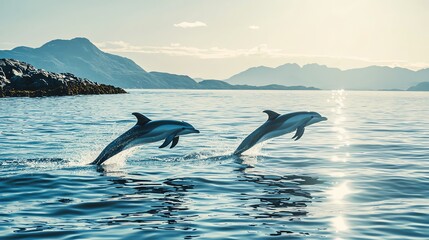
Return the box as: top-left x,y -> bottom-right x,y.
1,0 -> 429,79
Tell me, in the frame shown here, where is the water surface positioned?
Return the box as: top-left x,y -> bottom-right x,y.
0,90 -> 428,239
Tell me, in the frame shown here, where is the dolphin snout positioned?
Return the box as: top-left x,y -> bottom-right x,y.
193,129 -> 200,133
321,116 -> 328,121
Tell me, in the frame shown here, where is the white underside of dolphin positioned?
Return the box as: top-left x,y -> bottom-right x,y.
91,113 -> 199,165
233,110 -> 327,155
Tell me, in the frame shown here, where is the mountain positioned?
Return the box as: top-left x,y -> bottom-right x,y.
199,80 -> 233,89
0,37 -> 195,88
227,63 -> 429,90
198,80 -> 318,90
149,72 -> 199,89
407,82 -> 429,91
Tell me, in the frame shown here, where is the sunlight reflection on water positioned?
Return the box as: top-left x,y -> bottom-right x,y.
327,90 -> 353,237
327,181 -> 353,203
332,216 -> 349,232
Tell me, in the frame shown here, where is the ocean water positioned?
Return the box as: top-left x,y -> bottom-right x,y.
0,90 -> 428,239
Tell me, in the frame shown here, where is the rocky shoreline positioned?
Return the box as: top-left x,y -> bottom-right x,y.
0,59 -> 126,98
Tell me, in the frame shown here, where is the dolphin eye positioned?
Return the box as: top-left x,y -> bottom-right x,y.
182,127 -> 185,130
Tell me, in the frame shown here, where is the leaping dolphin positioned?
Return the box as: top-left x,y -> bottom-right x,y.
90,113 -> 200,165
233,110 -> 327,155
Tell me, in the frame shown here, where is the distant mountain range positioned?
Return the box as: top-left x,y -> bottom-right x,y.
0,38 -> 317,90
408,82 -> 429,91
198,80 -> 318,90
226,63 -> 429,90
1,37 -> 427,90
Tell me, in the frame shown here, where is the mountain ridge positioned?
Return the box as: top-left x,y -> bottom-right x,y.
226,63 -> 428,90
408,82 -> 429,91
0,37 -> 320,90
0,37 -> 158,88
3,37 -> 425,90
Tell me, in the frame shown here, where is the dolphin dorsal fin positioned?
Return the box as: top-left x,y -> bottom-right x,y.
263,110 -> 280,121
132,112 -> 151,125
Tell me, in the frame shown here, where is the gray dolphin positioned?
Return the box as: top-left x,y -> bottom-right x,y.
90,113 -> 200,165
233,110 -> 327,155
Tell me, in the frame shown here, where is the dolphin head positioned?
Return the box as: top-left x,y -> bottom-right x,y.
305,112 -> 328,126
177,121 -> 200,135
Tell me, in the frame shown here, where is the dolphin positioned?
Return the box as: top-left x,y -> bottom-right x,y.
90,112 -> 200,165
233,110 -> 327,155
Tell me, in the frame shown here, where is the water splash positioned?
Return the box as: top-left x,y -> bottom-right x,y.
238,141 -> 268,157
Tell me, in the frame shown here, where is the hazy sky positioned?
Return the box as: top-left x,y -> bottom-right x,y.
1,0 -> 429,79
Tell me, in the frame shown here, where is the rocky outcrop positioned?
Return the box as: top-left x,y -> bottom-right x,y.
0,59 -> 126,98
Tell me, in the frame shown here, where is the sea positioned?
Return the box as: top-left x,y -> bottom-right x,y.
0,90 -> 428,239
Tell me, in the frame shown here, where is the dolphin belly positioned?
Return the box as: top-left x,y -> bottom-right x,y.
126,132 -> 169,149
92,130 -> 170,165
234,125 -> 296,155
259,127 -> 295,143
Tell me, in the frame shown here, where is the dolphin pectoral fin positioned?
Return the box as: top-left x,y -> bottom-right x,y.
291,116 -> 313,141
292,127 -> 305,141
170,136 -> 179,148
159,137 -> 172,148
159,140 -> 171,148
159,133 -> 176,148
